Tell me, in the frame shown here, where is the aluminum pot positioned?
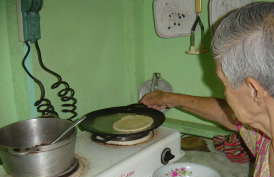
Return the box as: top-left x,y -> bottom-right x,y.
0,118 -> 77,177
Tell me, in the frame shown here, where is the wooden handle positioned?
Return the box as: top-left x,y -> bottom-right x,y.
195,0 -> 202,14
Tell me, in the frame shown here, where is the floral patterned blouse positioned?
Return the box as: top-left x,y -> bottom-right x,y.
239,125 -> 271,177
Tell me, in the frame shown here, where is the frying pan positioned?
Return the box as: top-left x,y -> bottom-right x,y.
78,104 -> 165,142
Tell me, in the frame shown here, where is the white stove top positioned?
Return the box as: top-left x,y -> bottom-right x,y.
0,127 -> 184,177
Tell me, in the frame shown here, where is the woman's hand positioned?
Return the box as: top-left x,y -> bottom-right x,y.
140,90 -> 176,111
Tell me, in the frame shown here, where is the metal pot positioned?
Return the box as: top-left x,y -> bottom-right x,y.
0,118 -> 77,177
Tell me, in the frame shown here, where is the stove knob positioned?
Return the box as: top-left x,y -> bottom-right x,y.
161,148 -> 175,165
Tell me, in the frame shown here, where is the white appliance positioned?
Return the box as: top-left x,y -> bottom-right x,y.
0,127 -> 184,177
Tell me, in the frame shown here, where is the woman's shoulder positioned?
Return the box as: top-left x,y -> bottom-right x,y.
239,125 -> 270,156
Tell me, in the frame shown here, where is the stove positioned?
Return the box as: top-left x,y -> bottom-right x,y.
92,131 -> 154,146
0,127 -> 184,177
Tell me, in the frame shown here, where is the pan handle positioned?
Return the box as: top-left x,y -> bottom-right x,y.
127,103 -> 148,109
111,103 -> 148,112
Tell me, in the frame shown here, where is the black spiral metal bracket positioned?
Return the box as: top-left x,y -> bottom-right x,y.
34,41 -> 78,120
22,42 -> 58,117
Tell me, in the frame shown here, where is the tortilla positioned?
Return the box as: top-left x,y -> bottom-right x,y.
113,115 -> 154,133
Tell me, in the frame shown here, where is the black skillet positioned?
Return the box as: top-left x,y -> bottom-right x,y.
78,103 -> 165,143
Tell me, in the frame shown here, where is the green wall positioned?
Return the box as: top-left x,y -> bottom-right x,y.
0,0 -> 144,126
0,0 -> 227,133
144,0 -> 224,126
35,0 -> 144,120
0,0 -> 30,126
0,0 -> 17,126
2,0 -> 268,136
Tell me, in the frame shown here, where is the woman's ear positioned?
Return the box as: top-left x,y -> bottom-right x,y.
245,77 -> 268,104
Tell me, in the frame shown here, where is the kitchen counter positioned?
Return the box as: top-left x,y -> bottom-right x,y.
164,118 -> 231,138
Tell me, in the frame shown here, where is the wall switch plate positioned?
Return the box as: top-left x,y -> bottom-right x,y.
154,0 -> 196,38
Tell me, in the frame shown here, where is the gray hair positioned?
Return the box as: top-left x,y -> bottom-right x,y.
212,2 -> 274,96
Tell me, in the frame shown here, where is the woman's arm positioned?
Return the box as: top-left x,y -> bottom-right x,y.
140,90 -> 238,131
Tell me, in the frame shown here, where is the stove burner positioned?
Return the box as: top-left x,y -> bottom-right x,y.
63,154 -> 88,177
58,159 -> 79,177
92,131 -> 151,142
5,154 -> 88,177
92,131 -> 154,146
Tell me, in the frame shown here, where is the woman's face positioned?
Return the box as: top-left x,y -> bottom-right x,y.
216,64 -> 258,126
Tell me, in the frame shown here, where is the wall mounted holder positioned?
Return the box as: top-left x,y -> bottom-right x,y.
154,0 -> 196,38
17,0 -> 43,42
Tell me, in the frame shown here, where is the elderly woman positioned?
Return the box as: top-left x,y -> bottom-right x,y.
141,2 -> 274,177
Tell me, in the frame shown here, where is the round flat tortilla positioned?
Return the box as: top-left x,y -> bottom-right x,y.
113,115 -> 154,133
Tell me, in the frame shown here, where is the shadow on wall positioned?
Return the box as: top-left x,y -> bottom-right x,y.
198,28 -> 224,98
176,28 -> 226,127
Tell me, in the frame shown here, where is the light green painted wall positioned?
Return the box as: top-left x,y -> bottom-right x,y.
0,0 -> 31,126
144,0 -> 274,129
1,0 -> 271,135
0,0 -> 144,126
0,0 -> 18,126
34,0 -> 145,120
144,0 -> 224,126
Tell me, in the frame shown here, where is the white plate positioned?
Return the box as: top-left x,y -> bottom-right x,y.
153,162 -> 221,177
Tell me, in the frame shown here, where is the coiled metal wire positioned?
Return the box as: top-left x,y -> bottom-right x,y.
22,42 -> 58,117
34,41 -> 78,120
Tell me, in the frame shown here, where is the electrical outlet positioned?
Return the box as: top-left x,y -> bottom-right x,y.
16,0 -> 43,42
154,0 -> 196,38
